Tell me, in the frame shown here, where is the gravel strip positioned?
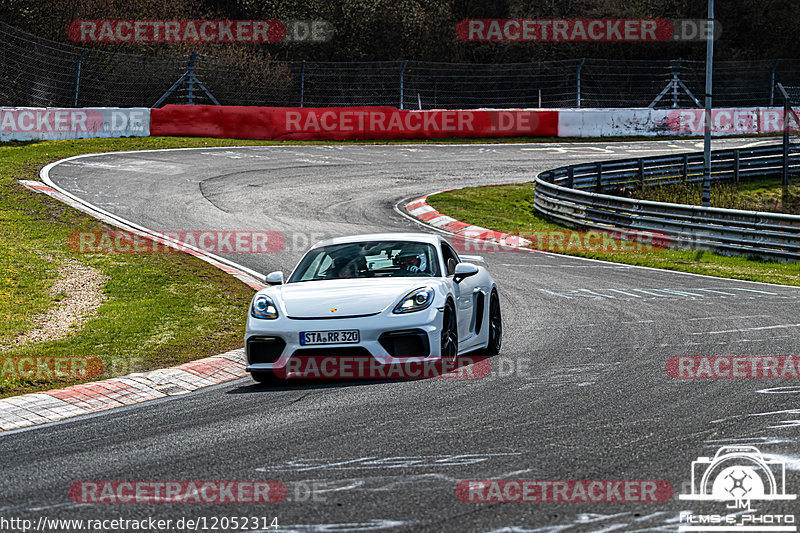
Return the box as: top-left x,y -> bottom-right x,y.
1,257 -> 108,350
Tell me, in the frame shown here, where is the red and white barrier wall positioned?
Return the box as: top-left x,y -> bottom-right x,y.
558,107 -> 799,137
149,105 -> 560,139
2,105 -> 797,142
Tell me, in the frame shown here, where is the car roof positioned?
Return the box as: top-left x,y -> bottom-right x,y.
310,233 -> 445,249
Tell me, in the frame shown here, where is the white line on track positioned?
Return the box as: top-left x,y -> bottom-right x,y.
690,323 -> 800,335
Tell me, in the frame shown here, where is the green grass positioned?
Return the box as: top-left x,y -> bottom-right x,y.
426,182 -> 800,286
625,176 -> 800,214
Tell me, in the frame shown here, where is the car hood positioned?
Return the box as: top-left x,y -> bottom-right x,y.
278,278 -> 433,318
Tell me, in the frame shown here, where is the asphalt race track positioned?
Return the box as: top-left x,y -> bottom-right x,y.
2,139 -> 799,532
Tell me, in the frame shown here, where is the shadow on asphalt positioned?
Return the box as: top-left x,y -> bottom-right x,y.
227,378 -> 417,393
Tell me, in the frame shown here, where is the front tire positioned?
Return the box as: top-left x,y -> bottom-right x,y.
484,290 -> 502,356
440,301 -> 458,364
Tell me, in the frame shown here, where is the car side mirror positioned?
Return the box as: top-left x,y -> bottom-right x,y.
453,263 -> 479,283
265,271 -> 284,286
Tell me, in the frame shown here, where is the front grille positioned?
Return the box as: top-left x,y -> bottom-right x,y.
287,312 -> 380,320
291,347 -> 374,358
379,329 -> 430,357
247,336 -> 286,364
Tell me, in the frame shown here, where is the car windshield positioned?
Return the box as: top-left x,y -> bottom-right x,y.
288,241 -> 440,282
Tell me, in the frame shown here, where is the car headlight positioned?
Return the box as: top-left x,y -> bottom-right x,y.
393,287 -> 434,314
251,295 -> 279,319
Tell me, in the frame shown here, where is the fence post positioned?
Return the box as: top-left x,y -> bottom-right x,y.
72,47 -> 88,107
672,58 -> 682,109
769,59 -> 780,106
777,83 -> 792,189
300,60 -> 305,108
576,58 -> 585,108
567,167 -> 574,188
638,159 -> 645,188
186,51 -> 198,105
733,151 -> 740,183
399,60 -> 408,110
595,163 -> 603,192
784,108 -> 790,189
683,153 -> 689,182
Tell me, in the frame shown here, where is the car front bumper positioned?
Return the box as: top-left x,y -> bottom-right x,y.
245,305 -> 444,378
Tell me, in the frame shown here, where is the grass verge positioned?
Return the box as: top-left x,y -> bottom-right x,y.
426,182 -> 800,286
0,136 -> 316,398
625,175 -> 800,214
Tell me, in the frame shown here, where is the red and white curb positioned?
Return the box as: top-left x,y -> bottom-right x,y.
0,348 -> 247,431
404,194 -> 532,248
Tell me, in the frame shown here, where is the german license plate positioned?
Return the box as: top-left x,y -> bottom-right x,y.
300,330 -> 360,345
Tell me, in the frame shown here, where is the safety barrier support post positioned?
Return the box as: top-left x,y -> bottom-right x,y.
72,48 -> 88,107
595,163 -> 603,192
638,159 -> 645,188
770,59 -> 781,106
186,51 -> 197,104
683,153 -> 689,182
399,60 -> 408,110
300,60 -> 305,107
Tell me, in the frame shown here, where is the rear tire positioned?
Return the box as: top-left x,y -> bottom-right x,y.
484,290 -> 502,356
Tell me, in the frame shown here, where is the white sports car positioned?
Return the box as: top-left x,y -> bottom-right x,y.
245,233 -> 502,382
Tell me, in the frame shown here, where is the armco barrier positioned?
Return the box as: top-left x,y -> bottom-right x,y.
0,107 -> 149,141
535,144 -> 800,260
149,105 -> 559,140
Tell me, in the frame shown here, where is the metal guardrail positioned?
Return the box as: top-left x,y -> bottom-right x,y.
535,144 -> 800,260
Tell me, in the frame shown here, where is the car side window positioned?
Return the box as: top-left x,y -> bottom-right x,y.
441,243 -> 459,276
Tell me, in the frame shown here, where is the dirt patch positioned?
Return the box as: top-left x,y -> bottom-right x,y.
1,257 -> 108,350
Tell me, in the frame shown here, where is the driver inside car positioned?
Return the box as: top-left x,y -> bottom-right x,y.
332,257 -> 361,278
396,252 -> 428,275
